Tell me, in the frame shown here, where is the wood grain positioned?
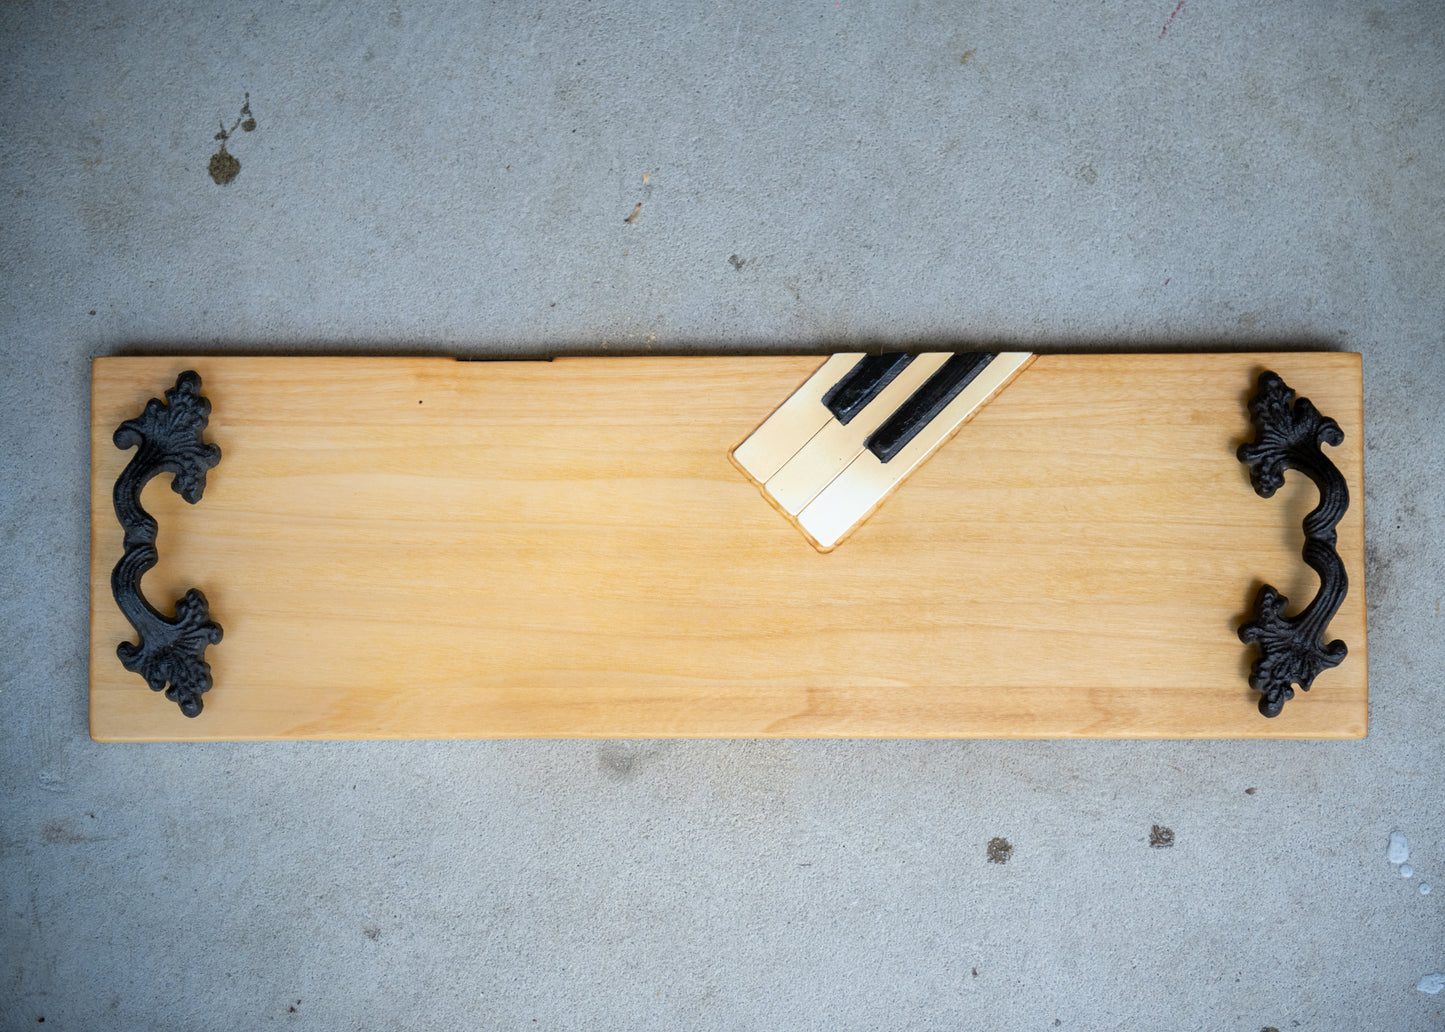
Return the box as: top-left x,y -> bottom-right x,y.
90,353 -> 1366,741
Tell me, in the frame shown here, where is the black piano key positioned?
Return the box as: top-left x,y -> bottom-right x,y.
821,352 -> 915,425
865,352 -> 996,463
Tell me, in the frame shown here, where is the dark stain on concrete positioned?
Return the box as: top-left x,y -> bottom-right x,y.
598,741 -> 659,780
209,93 -> 257,185
986,836 -> 1012,864
41,820 -> 88,846
1149,825 -> 1175,848
208,151 -> 241,186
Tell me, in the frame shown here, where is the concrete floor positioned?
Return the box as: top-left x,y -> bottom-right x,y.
3,1 -> 1443,1028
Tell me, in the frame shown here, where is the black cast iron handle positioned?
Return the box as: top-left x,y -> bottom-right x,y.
111,371 -> 223,717
1237,371 -> 1349,718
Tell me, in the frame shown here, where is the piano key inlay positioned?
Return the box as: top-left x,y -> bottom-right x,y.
731,351 -> 1034,551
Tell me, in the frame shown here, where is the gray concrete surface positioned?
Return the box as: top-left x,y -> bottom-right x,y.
2,1 -> 1443,1028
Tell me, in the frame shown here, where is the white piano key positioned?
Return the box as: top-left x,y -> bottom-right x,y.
763,352 -> 954,516
796,352 -> 1034,549
731,352 -> 866,484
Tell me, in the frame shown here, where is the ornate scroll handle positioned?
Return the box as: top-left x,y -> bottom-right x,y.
1237,371 -> 1349,718
111,371 -> 222,717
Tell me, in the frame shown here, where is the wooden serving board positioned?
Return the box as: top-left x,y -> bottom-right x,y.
89,353 -> 1366,741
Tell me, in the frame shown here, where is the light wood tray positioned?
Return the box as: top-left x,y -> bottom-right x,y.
89,353 -> 1366,741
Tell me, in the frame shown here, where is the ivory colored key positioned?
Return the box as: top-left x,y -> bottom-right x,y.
797,351 -> 1034,549
731,353 -> 866,483
763,352 -> 954,515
